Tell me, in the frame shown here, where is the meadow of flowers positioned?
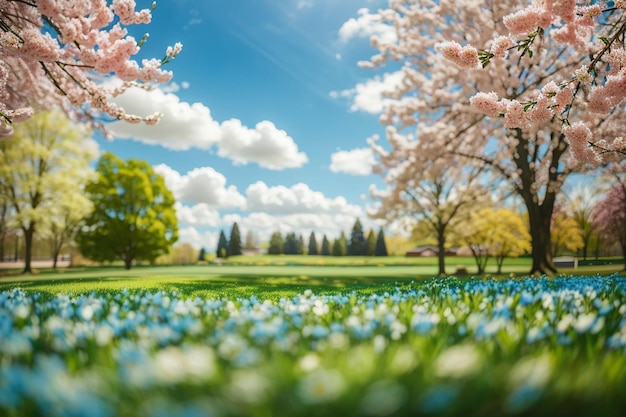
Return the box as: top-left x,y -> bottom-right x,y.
1,275 -> 626,417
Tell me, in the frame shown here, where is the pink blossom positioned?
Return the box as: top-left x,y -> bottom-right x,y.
554,85 -> 574,112
504,100 -> 528,129
490,36 -> 515,58
437,41 -> 479,69
588,88 -> 611,114
503,7 -> 540,35
470,92 -> 501,117
563,121 -> 592,153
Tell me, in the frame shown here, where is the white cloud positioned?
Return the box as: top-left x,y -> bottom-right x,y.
330,70 -> 404,114
219,120 -> 308,170
178,227 -> 219,252
330,148 -> 375,176
107,84 -> 307,170
338,8 -> 397,44
108,86 -> 222,151
245,181 -> 362,216
175,202 -> 221,226
154,164 -> 245,208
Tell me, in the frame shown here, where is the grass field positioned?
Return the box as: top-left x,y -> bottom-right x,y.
1,258 -> 625,416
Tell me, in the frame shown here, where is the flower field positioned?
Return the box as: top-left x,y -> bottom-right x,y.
1,275 -> 626,417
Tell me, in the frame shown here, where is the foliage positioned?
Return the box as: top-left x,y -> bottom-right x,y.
370,160 -> 484,274
348,218 -> 366,256
0,0 -> 182,137
0,110 -> 96,273
308,232 -> 319,256
375,227 -> 388,257
562,184 -> 604,259
365,229 -> 376,256
1,275 -> 626,416
321,235 -> 331,256
440,1 -> 626,162
198,247 -> 206,262
360,0 -> 614,274
593,181 -> 626,269
284,232 -> 299,255
216,230 -> 229,258
268,232 -> 284,255
332,232 -> 347,257
227,223 -> 242,257
551,209 -> 584,257
456,208 -> 531,274
77,152 -> 178,269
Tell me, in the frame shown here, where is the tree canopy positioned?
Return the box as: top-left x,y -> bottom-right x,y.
77,152 -> 178,269
0,110 -> 96,273
0,0 -> 182,137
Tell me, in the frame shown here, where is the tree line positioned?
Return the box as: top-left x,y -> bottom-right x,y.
214,218 -> 388,258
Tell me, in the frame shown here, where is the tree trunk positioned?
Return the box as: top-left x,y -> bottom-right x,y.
527,206 -> 557,275
22,225 -> 34,274
124,254 -> 133,270
437,227 -> 446,276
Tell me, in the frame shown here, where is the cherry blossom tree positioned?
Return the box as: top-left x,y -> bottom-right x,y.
0,0 -> 181,138
439,0 -> 626,163
592,179 -> 626,269
358,0 -> 624,274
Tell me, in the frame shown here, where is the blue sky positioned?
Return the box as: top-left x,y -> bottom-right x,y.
95,0 -> 404,250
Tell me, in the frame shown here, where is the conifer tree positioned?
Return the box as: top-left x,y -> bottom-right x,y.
216,230 -> 228,258
348,218 -> 366,256
366,229 -> 377,256
321,235 -> 331,256
375,227 -> 388,257
298,234 -> 305,255
308,232 -> 319,255
198,248 -> 206,262
227,223 -> 242,257
284,232 -> 298,255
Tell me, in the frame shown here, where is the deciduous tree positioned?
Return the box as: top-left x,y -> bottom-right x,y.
268,232 -> 283,255
592,180 -> 626,270
358,0 -> 619,274
551,207 -> 584,258
0,0 -> 182,137
77,152 -> 178,269
369,155 -> 484,275
332,232 -> 347,257
0,110 -> 96,273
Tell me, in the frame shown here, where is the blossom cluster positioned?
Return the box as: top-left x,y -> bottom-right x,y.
1,275 -> 626,416
438,0 -> 626,163
0,0 -> 182,137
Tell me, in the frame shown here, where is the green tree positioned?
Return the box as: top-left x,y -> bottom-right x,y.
321,235 -> 331,256
227,223 -> 242,257
348,218 -> 366,256
308,232 -> 319,255
365,229 -> 376,256
375,228 -> 388,257
77,152 -> 178,270
198,247 -> 206,262
0,111 -> 96,273
216,230 -> 228,258
268,232 -> 284,255
298,234 -> 305,255
332,232 -> 347,257
46,188 -> 94,269
284,232 -> 298,255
